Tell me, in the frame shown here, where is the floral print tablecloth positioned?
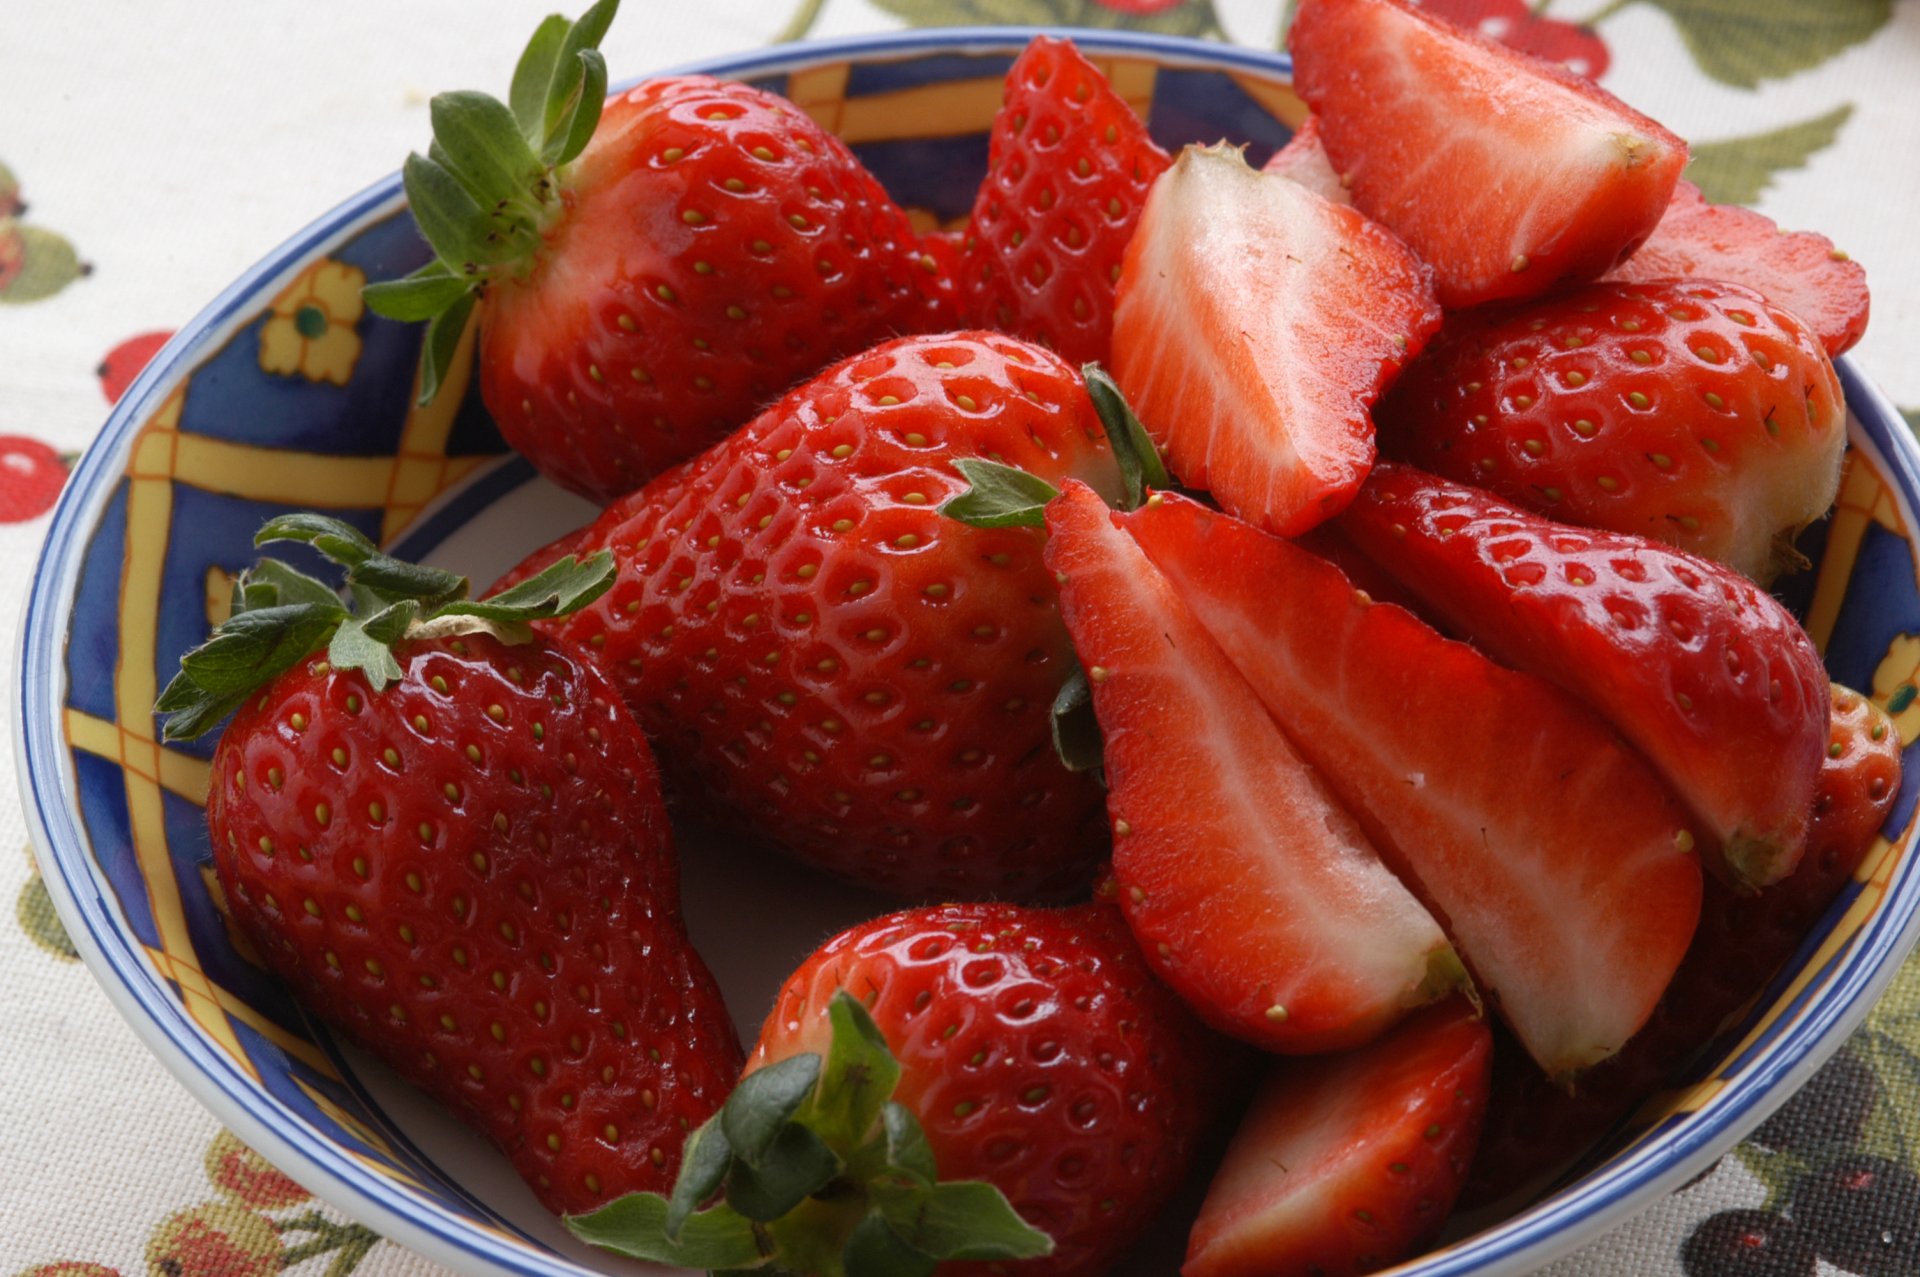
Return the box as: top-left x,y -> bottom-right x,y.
3,1 -> 1918,1274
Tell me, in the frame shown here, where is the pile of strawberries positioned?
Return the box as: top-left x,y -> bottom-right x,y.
159,0 -> 1901,1273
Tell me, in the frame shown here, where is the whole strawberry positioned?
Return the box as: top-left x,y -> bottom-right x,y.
365,1 -> 930,502
1376,278 -> 1846,584
159,517 -> 741,1216
960,36 -> 1171,367
505,330 -> 1119,900
571,900 -> 1233,1277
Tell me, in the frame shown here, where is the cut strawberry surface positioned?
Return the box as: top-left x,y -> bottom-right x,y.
1125,492 -> 1703,1078
1185,998 -> 1491,1277
1260,116 -> 1350,205
1044,482 -> 1460,1053
1111,145 -> 1439,536
1608,180 -> 1870,357
1337,465 -> 1829,889
1289,0 -> 1686,308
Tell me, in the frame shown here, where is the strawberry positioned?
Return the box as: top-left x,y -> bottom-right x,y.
364,1 -> 929,502
158,516 -> 741,1216
1608,180 -> 1871,358
1043,479 -> 1462,1053
1185,998 -> 1491,1277
1288,0 -> 1686,308
1336,464 -> 1830,888
960,36 -> 1171,367
912,227 -> 968,331
571,901 -> 1232,1277
1123,491 -> 1703,1078
1259,116 -> 1349,205
1110,144 -> 1440,535
1465,683 -> 1902,1207
504,330 -> 1118,900
1375,278 -> 1848,584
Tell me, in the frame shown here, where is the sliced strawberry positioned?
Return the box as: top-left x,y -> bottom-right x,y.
1260,116 -> 1350,205
1608,180 -> 1870,357
1336,464 -> 1829,888
1124,492 -> 1703,1078
1111,145 -> 1439,536
962,36 -> 1171,366
1185,998 -> 1492,1277
1465,683 -> 1902,1207
1044,482 -> 1461,1053
1289,0 -> 1686,308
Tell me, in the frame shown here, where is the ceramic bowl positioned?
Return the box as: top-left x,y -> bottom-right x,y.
18,26 -> 1920,1277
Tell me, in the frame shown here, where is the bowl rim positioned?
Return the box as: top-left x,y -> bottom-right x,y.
18,23 -> 1920,1277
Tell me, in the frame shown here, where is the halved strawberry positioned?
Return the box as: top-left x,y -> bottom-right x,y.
1335,464 -> 1830,888
1289,0 -> 1686,308
1044,481 -> 1461,1053
1124,491 -> 1703,1078
1260,116 -> 1349,205
1608,180 -> 1870,357
1185,998 -> 1491,1277
1110,145 -> 1439,536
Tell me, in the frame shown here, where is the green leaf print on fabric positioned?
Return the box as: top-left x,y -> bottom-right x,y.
17,862 -> 79,961
1644,0 -> 1891,89
1687,104 -> 1852,206
1902,408 -> 1919,439
867,0 -> 1224,38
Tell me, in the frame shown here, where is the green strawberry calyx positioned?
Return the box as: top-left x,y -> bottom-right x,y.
156,513 -> 614,742
567,991 -> 1053,1277
361,0 -> 620,405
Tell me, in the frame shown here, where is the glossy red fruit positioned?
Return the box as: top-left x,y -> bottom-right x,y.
911,226 -> 968,331
1111,144 -> 1439,536
1289,0 -> 1683,308
1259,116 -> 1350,205
1185,999 -> 1491,1277
1608,180 -> 1872,357
1376,279 -> 1847,584
205,629 -> 740,1215
1336,464 -> 1829,888
97,329 -> 174,403
750,900 -> 1231,1277
1465,683 -> 1901,1207
512,331 -> 1116,900
1045,481 -> 1459,1053
0,434 -> 70,522
1124,491 -> 1703,1079
961,36 -> 1171,367
1420,0 -> 1611,80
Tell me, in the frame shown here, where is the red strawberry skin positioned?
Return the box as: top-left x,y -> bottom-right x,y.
1376,279 -> 1847,585
1336,464 -> 1829,888
207,631 -> 742,1216
1290,0 -> 1685,308
1259,116 -> 1350,205
1045,481 -> 1459,1053
1608,180 -> 1871,358
519,331 -> 1115,900
481,76 -> 930,503
1185,999 -> 1491,1277
961,36 -> 1171,367
749,900 -> 1235,1277
1465,683 -> 1902,1207
1111,145 -> 1440,536
1124,491 -> 1703,1078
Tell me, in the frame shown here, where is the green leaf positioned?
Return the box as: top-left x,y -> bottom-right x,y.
0,225 -> 87,305
844,1212 -> 937,1277
871,1179 -> 1053,1262
939,458 -> 1060,529
1645,0 -> 1890,90
865,0 -> 1221,37
435,551 -> 615,623
726,1123 -> 843,1222
401,153 -> 515,269
1687,105 -> 1854,206
326,600 -> 420,693
256,513 -> 377,564
880,1102 -> 937,1184
1084,364 -> 1170,511
667,1117 -> 734,1240
417,290 -> 476,406
542,0 -> 620,150
431,90 -> 541,209
157,603 -> 346,741
364,261 -> 474,324
802,992 -> 903,1149
565,1193 -> 770,1268
348,553 -> 467,608
544,48 -> 610,167
240,559 -> 343,613
723,1055 -> 824,1166
1049,663 -> 1104,774
509,14 -> 573,145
